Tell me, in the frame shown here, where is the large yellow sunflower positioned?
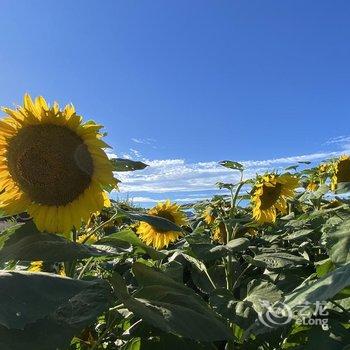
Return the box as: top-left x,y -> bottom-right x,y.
251,173 -> 298,224
331,155 -> 350,191
0,94 -> 116,234
137,200 -> 188,249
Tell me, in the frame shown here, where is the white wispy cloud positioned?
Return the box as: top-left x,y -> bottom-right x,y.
325,136 -> 350,150
107,147 -> 143,160
126,195 -> 213,204
111,136 -> 350,205
115,150 -> 346,195
131,138 -> 156,145
105,149 -> 118,159
240,151 -> 341,167
128,149 -> 142,158
130,196 -> 159,203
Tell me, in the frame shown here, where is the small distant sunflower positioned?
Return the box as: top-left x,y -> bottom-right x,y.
137,200 -> 188,249
318,163 -> 330,174
331,155 -> 350,191
306,180 -> 319,192
77,232 -> 99,244
305,163 -> 330,191
28,261 -> 66,276
203,206 -> 216,225
251,173 -> 299,224
28,261 -> 43,272
0,94 -> 116,234
212,222 -> 226,244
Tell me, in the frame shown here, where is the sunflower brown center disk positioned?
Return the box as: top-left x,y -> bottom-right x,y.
156,210 -> 175,233
337,159 -> 350,183
7,124 -> 94,206
260,183 -> 282,210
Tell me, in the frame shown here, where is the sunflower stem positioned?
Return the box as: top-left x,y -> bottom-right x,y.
72,227 -> 77,243
232,181 -> 245,210
64,260 -> 77,278
232,264 -> 251,291
227,182 -> 242,349
224,222 -> 237,291
330,300 -> 350,317
77,256 -> 94,280
90,312 -> 120,350
81,211 -> 119,244
230,187 -> 235,208
227,338 -> 235,350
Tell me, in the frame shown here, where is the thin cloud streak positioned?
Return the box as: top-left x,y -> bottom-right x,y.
115,148 -> 349,196
131,138 -> 156,145
110,136 -> 350,205
130,195 -> 213,204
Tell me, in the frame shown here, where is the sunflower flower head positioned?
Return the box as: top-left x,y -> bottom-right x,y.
76,232 -> 99,244
306,180 -> 319,192
28,261 -> 43,272
0,94 -> 117,234
137,200 -> 188,250
203,206 -> 217,225
251,173 -> 299,224
330,155 -> 350,192
305,162 -> 330,191
28,260 -> 66,276
212,222 -> 226,244
318,163 -> 330,174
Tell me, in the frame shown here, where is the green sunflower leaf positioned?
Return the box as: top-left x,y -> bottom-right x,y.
95,229 -> 166,260
284,263 -> 350,310
252,252 -> 308,270
117,208 -> 183,232
0,271 -> 110,350
111,264 -> 233,342
335,182 -> 350,194
219,160 -> 244,171
110,158 -> 148,172
0,221 -> 124,262
321,216 -> 350,265
285,165 -> 299,171
226,238 -> 250,252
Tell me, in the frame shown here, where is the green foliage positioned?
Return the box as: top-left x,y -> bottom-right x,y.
219,160 -> 244,171
0,271 -> 110,350
117,207 -> 183,232
0,221 -> 124,262
322,216 -> 350,265
110,158 -> 148,172
1,159 -> 350,349
111,264 -> 232,342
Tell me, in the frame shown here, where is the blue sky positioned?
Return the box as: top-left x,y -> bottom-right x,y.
1,1 -> 350,206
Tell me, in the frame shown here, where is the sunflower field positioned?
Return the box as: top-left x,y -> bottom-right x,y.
1,95 -> 350,350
